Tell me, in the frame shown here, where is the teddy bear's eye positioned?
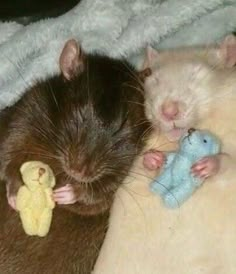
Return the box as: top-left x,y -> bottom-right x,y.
203,139 -> 207,143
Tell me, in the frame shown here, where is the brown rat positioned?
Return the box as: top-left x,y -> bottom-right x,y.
0,39 -> 149,273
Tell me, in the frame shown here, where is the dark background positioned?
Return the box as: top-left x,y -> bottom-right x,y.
0,0 -> 80,24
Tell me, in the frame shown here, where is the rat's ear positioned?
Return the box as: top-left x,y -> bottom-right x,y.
218,34 -> 236,68
59,39 -> 84,80
142,45 -> 159,69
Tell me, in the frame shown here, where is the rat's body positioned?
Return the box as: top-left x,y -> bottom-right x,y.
0,40 -> 148,273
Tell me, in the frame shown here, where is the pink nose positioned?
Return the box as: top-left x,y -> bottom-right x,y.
70,161 -> 88,177
161,101 -> 179,121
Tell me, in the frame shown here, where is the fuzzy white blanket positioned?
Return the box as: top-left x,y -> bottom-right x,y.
0,0 -> 236,110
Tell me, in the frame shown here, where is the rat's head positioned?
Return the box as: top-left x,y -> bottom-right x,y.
142,35 -> 236,141
180,129 -> 221,158
20,40 -> 147,190
143,54 -> 212,141
20,161 -> 56,190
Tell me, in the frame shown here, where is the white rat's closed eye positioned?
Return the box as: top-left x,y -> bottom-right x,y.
142,59 -> 215,140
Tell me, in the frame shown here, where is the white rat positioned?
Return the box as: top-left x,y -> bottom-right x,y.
142,35 -> 236,179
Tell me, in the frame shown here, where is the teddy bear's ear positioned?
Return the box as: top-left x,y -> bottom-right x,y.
20,162 -> 33,174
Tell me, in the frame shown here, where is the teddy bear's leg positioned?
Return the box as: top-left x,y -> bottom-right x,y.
37,208 -> 52,237
150,172 -> 172,196
20,209 -> 38,236
163,183 -> 195,208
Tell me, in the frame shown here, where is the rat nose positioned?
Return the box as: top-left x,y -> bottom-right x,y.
70,161 -> 88,178
161,101 -> 179,121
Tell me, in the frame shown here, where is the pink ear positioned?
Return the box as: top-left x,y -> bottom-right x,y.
147,46 -> 159,61
142,46 -> 159,69
59,39 -> 84,80
219,34 -> 236,68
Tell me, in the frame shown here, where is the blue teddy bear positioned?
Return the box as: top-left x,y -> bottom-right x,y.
150,129 -> 221,208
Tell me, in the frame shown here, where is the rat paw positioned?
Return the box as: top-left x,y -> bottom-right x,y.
53,184 -> 77,205
7,195 -> 17,210
191,155 -> 220,179
6,184 -> 18,210
143,149 -> 165,170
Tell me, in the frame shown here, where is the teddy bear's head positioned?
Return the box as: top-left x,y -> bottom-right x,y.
20,161 -> 56,190
180,129 -> 221,158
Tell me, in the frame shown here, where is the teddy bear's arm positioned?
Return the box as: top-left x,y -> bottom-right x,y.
16,186 -> 31,210
165,152 -> 176,167
44,189 -> 55,209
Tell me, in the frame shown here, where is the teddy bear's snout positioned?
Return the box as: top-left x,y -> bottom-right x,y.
38,168 -> 46,177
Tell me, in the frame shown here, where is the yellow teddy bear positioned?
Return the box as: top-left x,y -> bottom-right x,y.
16,161 -> 56,237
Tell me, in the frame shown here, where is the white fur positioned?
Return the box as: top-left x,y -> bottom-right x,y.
144,50 -> 236,140
0,0 -> 236,109
94,98 -> 236,273
93,49 -> 236,274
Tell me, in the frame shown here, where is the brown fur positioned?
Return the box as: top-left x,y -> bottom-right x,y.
0,49 -> 148,273
0,183 -> 108,274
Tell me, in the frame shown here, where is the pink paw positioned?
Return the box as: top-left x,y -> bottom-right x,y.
7,195 -> 17,210
53,184 -> 77,205
6,185 -> 17,210
143,149 -> 165,170
191,155 -> 220,179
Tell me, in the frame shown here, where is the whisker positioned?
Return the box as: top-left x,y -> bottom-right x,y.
3,55 -> 31,93
46,81 -> 59,111
126,100 -> 145,107
121,61 -> 144,90
120,184 -> 147,218
123,83 -> 144,96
